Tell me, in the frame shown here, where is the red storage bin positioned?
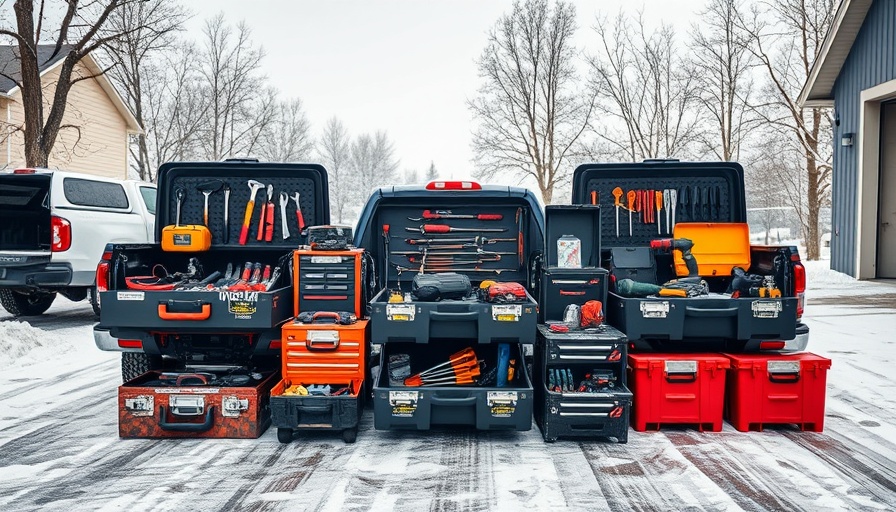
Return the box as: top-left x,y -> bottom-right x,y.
724,352 -> 831,432
628,353 -> 729,432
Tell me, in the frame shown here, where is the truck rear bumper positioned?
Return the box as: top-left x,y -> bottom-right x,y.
0,263 -> 73,290
782,322 -> 810,352
94,326 -> 142,352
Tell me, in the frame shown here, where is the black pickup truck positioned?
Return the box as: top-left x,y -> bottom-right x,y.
93,160 -> 330,381
571,160 -> 809,353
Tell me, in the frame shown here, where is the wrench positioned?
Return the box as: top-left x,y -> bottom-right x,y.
174,188 -> 185,226
279,192 -> 290,240
292,192 -> 306,232
222,184 -> 231,243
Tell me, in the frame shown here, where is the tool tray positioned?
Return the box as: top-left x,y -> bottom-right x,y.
354,185 -> 545,343
571,161 -> 799,347
372,339 -> 533,431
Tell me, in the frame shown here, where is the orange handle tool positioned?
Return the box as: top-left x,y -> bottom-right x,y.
256,200 -> 266,241
239,200 -> 256,245
612,187 -> 623,238
655,190 -> 663,233
626,190 -> 636,236
590,190 -> 597,205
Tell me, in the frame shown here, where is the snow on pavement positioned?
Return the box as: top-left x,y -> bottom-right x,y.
0,267 -> 895,511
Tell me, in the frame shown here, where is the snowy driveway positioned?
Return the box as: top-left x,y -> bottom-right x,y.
1,264 -> 895,511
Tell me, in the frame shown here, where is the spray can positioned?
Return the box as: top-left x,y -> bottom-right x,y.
557,234 -> 581,268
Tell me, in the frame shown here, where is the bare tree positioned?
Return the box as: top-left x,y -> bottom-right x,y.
102,0 -> 189,181
736,0 -> 834,259
425,161 -> 438,181
689,0 -> 759,161
469,0 -> 593,204
404,168 -> 420,184
589,12 -> 701,161
315,117 -> 352,223
349,131 -> 399,215
744,135 -> 797,244
0,0 -> 164,167
255,97 -> 313,162
197,13 -> 274,160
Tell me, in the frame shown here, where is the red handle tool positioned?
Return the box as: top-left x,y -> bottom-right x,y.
420,210 -> 503,221
264,197 -> 274,241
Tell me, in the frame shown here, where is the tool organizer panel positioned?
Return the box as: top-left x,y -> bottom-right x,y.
534,324 -> 630,442
155,162 -> 329,248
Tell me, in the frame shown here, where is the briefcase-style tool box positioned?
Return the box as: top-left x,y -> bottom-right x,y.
628,353 -> 729,432
571,161 -> 802,351
724,352 -> 831,432
119,370 -> 277,439
534,325 -> 630,442
271,318 -> 369,443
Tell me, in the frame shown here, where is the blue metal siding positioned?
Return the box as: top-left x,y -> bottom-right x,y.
830,0 -> 896,275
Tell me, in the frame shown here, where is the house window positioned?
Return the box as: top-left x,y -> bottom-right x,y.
63,178 -> 129,209
139,186 -> 157,215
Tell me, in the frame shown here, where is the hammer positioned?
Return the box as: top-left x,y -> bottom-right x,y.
239,180 -> 265,245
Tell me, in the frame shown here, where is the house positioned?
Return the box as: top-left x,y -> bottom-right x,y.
799,0 -> 896,279
0,45 -> 141,179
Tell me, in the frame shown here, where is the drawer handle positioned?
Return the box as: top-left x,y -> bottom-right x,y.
157,303 -> 211,321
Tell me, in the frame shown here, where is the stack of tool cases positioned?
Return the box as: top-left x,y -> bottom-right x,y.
270,244 -> 369,443
105,160 -> 330,438
570,161 -> 804,353
356,182 -> 544,431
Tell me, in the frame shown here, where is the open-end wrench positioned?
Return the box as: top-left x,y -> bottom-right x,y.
292,192 -> 306,232
669,188 -> 678,233
239,180 -> 264,245
174,188 -> 185,226
279,192 -> 290,240
222,183 -> 231,243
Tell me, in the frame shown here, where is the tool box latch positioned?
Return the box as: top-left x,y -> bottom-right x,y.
221,396 -> 250,417
751,300 -> 782,318
169,395 -> 205,416
640,301 -> 670,318
124,395 -> 154,417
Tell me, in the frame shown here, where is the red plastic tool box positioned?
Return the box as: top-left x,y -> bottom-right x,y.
723,352 -> 831,432
628,353 -> 729,432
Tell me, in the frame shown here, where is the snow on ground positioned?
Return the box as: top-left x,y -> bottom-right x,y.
0,274 -> 895,511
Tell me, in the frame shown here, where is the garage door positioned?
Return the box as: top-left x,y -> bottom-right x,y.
878,101 -> 896,278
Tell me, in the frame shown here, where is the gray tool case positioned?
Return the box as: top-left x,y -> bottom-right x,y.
571,161 -> 805,352
355,183 -> 545,431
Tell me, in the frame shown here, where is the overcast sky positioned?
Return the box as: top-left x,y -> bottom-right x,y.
186,1 -> 699,183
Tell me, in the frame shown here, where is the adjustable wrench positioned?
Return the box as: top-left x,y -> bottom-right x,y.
279,192 -> 290,240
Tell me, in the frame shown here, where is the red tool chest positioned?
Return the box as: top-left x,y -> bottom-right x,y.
118,370 -> 277,439
270,317 -> 369,443
628,353 -> 729,432
724,352 -> 831,432
293,248 -> 364,317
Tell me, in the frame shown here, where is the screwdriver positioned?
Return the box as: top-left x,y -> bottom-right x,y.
612,187 -> 623,238
627,190 -> 636,237
655,190 -> 663,234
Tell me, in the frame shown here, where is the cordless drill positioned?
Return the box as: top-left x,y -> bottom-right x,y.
650,238 -> 698,277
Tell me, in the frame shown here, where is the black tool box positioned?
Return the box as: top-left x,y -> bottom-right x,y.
100,161 -> 329,333
372,339 -> 534,431
534,324 -> 630,442
119,369 -> 278,439
293,248 -> 366,317
571,161 -> 802,351
355,182 -> 544,431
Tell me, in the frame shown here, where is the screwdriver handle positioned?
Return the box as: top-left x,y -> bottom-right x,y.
477,214 -> 503,220
423,224 -> 451,233
613,187 -> 623,207
626,190 -> 636,211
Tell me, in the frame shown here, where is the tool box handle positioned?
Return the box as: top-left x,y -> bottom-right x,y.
157,302 -> 211,321
684,306 -> 738,318
665,372 -> 697,383
157,405 -> 215,432
311,311 -> 341,323
768,373 -> 800,383
429,311 -> 478,322
430,396 -> 477,406
297,405 -> 332,413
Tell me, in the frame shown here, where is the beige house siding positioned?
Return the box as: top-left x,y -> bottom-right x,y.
1,59 -> 129,179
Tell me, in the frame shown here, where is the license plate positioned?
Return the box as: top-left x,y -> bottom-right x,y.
386,304 -> 415,321
310,256 -> 342,264
640,301 -> 670,318
752,300 -> 782,318
492,304 -> 522,322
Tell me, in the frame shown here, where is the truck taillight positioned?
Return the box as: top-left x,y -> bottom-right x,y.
96,244 -> 113,292
793,261 -> 806,319
425,180 -> 482,190
51,216 -> 71,252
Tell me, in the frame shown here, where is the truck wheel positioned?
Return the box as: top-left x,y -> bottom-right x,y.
277,428 -> 294,444
121,352 -> 162,382
342,428 -> 358,444
0,290 -> 56,316
88,286 -> 101,319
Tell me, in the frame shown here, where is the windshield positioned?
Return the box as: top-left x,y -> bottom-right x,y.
139,186 -> 157,215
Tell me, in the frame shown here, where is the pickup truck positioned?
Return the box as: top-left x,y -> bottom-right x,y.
0,168 -> 156,317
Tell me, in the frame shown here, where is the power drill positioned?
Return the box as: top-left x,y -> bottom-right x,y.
650,238 -> 698,277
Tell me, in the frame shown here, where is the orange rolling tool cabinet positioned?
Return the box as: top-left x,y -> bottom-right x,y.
293,248 -> 365,317
270,315 -> 369,443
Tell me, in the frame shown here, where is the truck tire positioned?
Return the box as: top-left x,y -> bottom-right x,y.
0,290 -> 57,316
88,286 -> 101,319
121,352 -> 162,382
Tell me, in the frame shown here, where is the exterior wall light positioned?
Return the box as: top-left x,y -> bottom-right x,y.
841,133 -> 854,147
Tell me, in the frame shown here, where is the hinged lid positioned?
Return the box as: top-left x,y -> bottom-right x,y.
672,222 -> 750,276
155,161 -> 329,248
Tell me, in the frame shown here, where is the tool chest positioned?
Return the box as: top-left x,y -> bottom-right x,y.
570,161 -> 804,350
294,248 -> 365,317
534,324 -> 630,442
723,352 -> 831,432
118,369 -> 277,438
98,161 -> 330,366
372,339 -> 533,430
355,182 -> 543,431
271,318 -> 369,443
628,353 -> 729,432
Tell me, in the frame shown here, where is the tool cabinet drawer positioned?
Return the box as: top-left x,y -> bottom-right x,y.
536,324 -> 626,364
538,267 -> 608,323
281,319 -> 368,383
369,288 -> 537,344
535,384 -> 631,443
